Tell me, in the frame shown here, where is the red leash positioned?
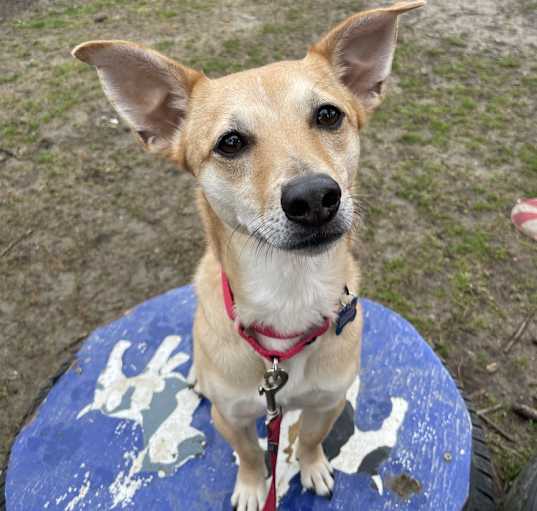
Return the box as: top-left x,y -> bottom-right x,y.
263,412 -> 283,511
221,270 -> 358,510
223,271 -> 305,510
258,358 -> 288,511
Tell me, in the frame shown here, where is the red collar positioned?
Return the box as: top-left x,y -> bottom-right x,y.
221,270 -> 331,361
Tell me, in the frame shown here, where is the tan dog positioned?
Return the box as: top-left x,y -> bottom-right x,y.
73,2 -> 424,509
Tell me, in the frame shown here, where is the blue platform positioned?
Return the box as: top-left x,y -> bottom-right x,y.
5,285 -> 472,510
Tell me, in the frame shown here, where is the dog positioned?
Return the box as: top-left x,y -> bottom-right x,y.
73,2 -> 425,509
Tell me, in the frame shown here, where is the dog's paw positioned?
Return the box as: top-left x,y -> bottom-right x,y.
299,450 -> 334,497
231,477 -> 268,511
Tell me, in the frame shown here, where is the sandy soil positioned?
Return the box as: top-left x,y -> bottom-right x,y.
1,0 -> 536,498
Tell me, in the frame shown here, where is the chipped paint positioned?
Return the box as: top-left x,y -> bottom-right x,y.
332,397 -> 408,474
64,472 -> 90,511
6,286 -> 472,510
272,376 -> 406,501
388,473 -> 423,499
77,334 -> 205,507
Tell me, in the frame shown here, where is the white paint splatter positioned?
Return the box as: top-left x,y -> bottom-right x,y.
109,471 -> 153,509
65,471 -> 91,511
332,397 -> 408,475
55,493 -> 68,505
78,335 -> 204,508
372,475 -> 384,495
269,376 -> 408,502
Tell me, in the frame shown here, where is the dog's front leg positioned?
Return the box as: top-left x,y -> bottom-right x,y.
297,399 -> 346,497
212,405 -> 267,511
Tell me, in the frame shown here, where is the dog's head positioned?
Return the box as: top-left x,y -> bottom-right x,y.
73,1 -> 424,255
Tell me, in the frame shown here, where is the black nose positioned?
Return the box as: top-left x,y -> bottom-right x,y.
281,173 -> 341,227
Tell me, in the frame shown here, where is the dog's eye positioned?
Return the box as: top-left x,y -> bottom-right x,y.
215,131 -> 248,157
315,104 -> 343,129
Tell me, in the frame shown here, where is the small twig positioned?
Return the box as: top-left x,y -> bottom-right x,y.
512,403 -> 537,422
478,413 -> 516,443
488,438 -> 523,458
457,361 -> 464,385
477,403 -> 503,416
503,310 -> 536,353
0,147 -> 16,159
0,229 -> 33,258
467,388 -> 486,400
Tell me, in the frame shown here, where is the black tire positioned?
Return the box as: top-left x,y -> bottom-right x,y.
502,455 -> 537,511
0,358 -> 75,511
464,400 -> 498,511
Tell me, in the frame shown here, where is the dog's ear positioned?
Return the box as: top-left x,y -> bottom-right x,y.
310,1 -> 425,113
72,40 -> 204,155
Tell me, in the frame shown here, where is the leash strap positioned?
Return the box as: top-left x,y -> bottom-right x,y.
219,269 -> 358,510
262,412 -> 283,511
259,360 -> 288,511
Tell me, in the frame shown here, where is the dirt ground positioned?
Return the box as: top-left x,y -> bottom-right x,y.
1,0 -> 536,500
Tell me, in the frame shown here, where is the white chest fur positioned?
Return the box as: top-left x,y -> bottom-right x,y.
235,245 -> 344,336
222,343 -> 350,423
219,245 -> 352,421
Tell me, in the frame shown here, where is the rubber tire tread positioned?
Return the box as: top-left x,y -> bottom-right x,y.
0,358 -> 74,511
464,399 -> 498,511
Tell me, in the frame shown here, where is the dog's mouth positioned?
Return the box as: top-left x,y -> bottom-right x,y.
282,228 -> 345,253
252,224 -> 348,255
242,199 -> 354,255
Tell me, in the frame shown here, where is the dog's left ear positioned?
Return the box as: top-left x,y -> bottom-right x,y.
310,1 -> 425,113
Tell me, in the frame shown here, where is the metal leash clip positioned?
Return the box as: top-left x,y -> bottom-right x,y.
259,358 -> 288,420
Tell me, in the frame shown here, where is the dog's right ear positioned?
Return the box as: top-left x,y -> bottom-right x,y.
72,40 -> 204,157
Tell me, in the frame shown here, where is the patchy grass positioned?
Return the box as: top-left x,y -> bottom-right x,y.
1,0 -> 536,494
361,32 -> 537,485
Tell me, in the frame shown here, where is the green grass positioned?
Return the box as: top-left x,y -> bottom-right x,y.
0,73 -> 19,85
12,0 -> 135,26
157,10 -> 178,19
1,0 -> 536,489
154,40 -> 175,53
361,34 -> 537,484
519,144 -> 537,173
14,17 -> 68,29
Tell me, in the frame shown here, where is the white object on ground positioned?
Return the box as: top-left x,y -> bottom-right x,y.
511,198 -> 537,241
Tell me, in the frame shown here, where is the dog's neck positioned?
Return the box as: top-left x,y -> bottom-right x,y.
219,230 -> 351,340
199,193 -> 355,342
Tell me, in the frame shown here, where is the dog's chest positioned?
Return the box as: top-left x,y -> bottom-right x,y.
228,347 -> 345,420
277,352 -> 341,410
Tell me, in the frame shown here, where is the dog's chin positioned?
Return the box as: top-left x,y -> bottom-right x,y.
262,229 -> 347,256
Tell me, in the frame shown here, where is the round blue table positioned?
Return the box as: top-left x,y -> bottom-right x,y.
5,285 -> 472,510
